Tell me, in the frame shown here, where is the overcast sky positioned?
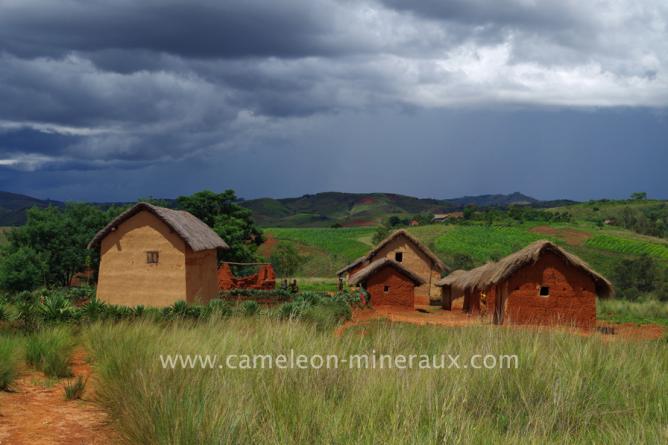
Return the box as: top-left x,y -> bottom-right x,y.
0,0 -> 666,202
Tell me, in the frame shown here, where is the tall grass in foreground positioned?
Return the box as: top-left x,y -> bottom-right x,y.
0,335 -> 22,389
25,326 -> 75,378
85,319 -> 668,444
598,298 -> 668,326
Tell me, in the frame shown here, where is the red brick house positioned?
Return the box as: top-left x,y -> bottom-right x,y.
437,240 -> 613,329
348,258 -> 425,307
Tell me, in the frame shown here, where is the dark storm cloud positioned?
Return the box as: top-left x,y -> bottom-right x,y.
0,0 -> 666,200
0,0 -> 351,59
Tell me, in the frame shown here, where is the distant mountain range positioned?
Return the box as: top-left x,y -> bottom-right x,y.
0,192 -> 575,227
240,192 -> 576,227
0,190 -> 576,227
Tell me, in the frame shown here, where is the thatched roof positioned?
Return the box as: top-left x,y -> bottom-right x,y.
436,240 -> 613,298
88,202 -> 229,252
349,258 -> 425,286
336,256 -> 367,276
337,229 -> 448,276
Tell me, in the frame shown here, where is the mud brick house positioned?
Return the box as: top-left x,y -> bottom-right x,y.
337,230 -> 448,305
348,258 -> 425,307
437,240 -> 613,329
88,202 -> 228,307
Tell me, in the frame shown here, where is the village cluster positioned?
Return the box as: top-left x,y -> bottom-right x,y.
89,202 -> 613,330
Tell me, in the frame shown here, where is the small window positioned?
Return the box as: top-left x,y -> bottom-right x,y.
146,251 -> 159,264
384,285 -> 390,293
395,252 -> 403,262
539,286 -> 550,297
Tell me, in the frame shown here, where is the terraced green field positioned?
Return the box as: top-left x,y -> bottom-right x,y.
262,223 -> 668,278
585,234 -> 668,260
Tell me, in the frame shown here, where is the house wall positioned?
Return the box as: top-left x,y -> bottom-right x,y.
365,267 -> 416,307
185,248 -> 219,304
496,252 -> 597,329
373,235 -> 441,305
96,210 -> 187,307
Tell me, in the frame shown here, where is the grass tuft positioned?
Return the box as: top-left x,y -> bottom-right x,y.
64,376 -> 87,400
25,326 -> 75,378
0,335 -> 22,390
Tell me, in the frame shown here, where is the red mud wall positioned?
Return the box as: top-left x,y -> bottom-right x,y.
218,264 -> 276,290
365,267 -> 415,307
502,252 -> 597,329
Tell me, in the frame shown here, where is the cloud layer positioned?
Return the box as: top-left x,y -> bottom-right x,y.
0,0 -> 666,178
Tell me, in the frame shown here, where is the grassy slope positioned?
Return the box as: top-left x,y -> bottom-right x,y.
85,319 -> 668,444
550,199 -> 667,220
263,222 -> 668,279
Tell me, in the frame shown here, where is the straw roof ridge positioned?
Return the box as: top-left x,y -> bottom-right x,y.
88,202 -> 229,252
338,229 -> 448,276
437,240 -> 613,297
348,258 -> 426,286
336,256 -> 367,276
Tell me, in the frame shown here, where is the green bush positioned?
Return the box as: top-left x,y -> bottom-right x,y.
79,297 -> 106,322
204,299 -> 233,318
0,336 -> 22,390
278,292 -> 351,329
0,246 -> 46,292
240,300 -> 259,316
218,288 -> 293,301
37,290 -> 77,322
0,302 -> 10,322
25,326 -> 75,377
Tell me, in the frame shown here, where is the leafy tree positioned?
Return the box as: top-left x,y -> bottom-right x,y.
177,190 -> 264,263
388,216 -> 403,227
372,224 -> 391,245
0,246 -> 46,292
270,243 -> 305,277
630,192 -> 647,201
1,204 -> 120,290
612,254 -> 659,298
462,205 -> 476,220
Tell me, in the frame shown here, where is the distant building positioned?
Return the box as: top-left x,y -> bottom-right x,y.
431,211 -> 464,223
337,230 -> 449,305
409,219 -> 420,226
88,202 -> 228,307
348,259 -> 425,307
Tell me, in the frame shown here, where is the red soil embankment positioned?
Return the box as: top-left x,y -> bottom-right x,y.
530,226 -> 591,246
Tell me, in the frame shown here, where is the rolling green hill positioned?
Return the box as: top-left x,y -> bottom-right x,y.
261,222 -> 668,280
241,191 -> 574,227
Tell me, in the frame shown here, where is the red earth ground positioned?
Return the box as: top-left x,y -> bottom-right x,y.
258,233 -> 279,257
338,305 -> 665,341
0,349 -> 117,445
530,226 -> 592,246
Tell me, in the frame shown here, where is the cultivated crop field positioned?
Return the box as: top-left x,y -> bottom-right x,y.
263,223 -> 668,278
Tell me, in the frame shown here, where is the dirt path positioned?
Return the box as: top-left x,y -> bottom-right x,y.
338,306 -> 665,341
336,305 -> 479,335
0,349 -> 118,445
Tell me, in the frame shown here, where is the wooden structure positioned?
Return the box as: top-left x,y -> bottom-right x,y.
88,203 -> 228,307
437,240 -> 613,329
337,230 -> 448,305
218,262 -> 276,290
348,258 -> 425,307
